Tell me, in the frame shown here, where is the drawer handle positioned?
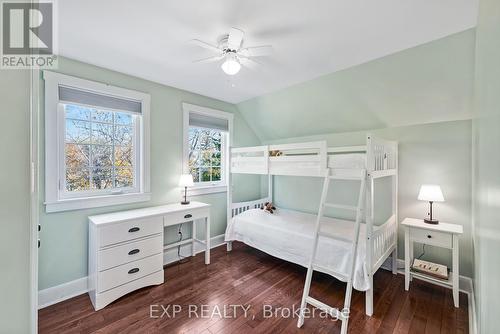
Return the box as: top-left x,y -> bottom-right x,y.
427,235 -> 432,239
128,268 -> 140,274
128,249 -> 140,255
128,227 -> 140,233
184,214 -> 192,219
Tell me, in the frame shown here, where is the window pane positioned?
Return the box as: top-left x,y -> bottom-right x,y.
91,123 -> 113,145
114,125 -> 133,146
63,104 -> 138,195
116,167 -> 134,188
91,145 -> 113,168
211,167 -> 221,181
201,150 -> 212,166
91,167 -> 113,190
188,126 -> 223,184
189,150 -> 200,169
65,144 -> 89,169
190,167 -> 200,182
66,119 -> 90,144
115,146 -> 133,167
92,109 -> 113,123
115,112 -> 133,125
200,168 -> 210,182
212,152 -> 221,166
188,128 -> 199,151
66,168 -> 90,191
65,104 -> 91,120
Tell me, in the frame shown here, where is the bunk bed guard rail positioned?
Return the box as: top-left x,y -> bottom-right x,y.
230,141 -> 328,177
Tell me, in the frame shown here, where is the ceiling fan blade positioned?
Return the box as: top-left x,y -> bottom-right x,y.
227,27 -> 244,50
240,56 -> 260,70
190,39 -> 221,54
193,55 -> 223,64
241,45 -> 273,57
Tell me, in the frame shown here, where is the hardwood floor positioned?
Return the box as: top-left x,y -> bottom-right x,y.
39,242 -> 469,333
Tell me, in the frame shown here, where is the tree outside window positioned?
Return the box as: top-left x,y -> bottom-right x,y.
64,104 -> 135,192
188,127 -> 223,183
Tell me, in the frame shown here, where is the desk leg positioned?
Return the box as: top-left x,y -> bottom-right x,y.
191,220 -> 196,257
205,216 -> 210,265
405,227 -> 410,291
452,235 -> 459,307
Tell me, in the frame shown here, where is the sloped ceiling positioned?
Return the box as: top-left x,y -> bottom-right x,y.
237,30 -> 476,142
59,0 -> 477,104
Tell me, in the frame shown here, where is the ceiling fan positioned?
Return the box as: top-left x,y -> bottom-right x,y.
191,27 -> 273,75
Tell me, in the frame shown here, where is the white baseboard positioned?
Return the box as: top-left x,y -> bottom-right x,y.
381,257 -> 477,334
38,234 -> 226,309
38,276 -> 89,309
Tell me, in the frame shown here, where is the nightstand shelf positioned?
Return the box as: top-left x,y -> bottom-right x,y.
410,269 -> 453,287
402,217 -> 463,308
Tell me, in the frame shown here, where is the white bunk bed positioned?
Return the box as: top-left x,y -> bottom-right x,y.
225,135 -> 398,316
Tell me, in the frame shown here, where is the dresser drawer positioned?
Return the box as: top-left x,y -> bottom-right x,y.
99,216 -> 163,247
410,228 -> 452,248
164,207 -> 209,225
98,253 -> 163,293
98,235 -> 163,271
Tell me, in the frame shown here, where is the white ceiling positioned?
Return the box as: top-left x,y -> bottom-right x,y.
59,0 -> 478,104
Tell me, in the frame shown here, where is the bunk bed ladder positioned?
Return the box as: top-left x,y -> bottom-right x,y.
297,168 -> 367,334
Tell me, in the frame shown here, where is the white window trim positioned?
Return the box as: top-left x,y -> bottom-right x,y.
43,71 -> 151,212
182,103 -> 233,196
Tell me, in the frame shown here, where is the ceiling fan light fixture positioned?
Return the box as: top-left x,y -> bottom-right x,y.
221,53 -> 241,75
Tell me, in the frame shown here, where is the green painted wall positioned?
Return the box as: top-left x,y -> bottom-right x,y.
0,71 -> 31,333
263,120 -> 473,277
38,57 -> 261,290
473,0 -> 500,332
238,29 -> 475,142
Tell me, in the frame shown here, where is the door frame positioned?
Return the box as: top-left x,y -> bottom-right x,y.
29,52 -> 40,334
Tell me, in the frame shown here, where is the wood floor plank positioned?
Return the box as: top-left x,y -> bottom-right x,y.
39,242 -> 469,334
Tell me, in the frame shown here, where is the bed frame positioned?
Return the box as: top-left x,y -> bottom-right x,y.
226,135 -> 398,316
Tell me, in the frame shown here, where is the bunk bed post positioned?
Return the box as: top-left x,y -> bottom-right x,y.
227,146 -> 233,252
365,134 -> 374,317
391,142 -> 399,274
268,174 -> 273,202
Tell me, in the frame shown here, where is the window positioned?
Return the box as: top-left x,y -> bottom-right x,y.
44,71 -> 151,212
63,104 -> 136,194
188,128 -> 223,183
183,103 -> 233,195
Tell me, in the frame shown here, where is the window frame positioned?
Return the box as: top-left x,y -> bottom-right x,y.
182,103 -> 233,196
44,71 -> 151,212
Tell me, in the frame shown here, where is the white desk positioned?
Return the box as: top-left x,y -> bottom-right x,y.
162,201 -> 211,265
402,217 -> 463,307
88,201 -> 211,310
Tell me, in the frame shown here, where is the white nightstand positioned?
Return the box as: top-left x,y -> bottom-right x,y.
401,218 -> 463,307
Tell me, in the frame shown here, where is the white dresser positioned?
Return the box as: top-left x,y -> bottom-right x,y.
88,202 -> 211,311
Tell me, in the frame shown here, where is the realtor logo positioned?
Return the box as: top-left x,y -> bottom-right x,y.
1,1 -> 57,68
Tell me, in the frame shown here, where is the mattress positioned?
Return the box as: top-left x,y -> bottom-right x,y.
328,153 -> 366,169
225,208 -> 375,291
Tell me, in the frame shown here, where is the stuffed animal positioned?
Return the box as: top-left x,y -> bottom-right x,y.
261,202 -> 277,214
269,150 -> 283,157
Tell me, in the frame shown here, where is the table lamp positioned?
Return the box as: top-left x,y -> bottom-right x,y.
179,174 -> 194,205
418,184 -> 444,224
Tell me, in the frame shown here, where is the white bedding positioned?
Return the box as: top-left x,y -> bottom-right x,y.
225,208 -> 375,291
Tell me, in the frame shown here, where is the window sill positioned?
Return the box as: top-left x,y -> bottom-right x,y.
185,185 -> 227,196
45,192 -> 152,213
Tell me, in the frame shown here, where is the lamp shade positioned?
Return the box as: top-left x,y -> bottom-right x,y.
418,185 -> 444,202
178,174 -> 194,187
